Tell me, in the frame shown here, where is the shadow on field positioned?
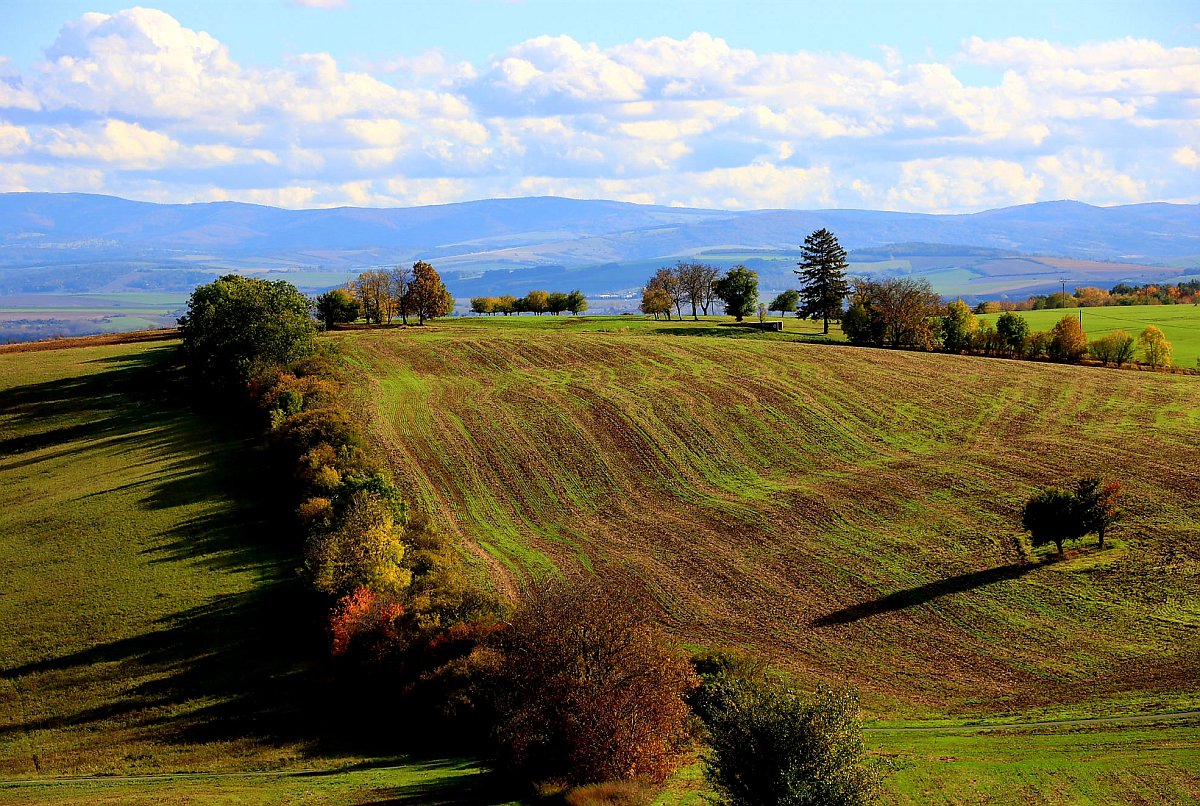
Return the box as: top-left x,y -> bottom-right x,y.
0,346 -> 370,762
303,760 -> 517,805
812,562 -> 1040,626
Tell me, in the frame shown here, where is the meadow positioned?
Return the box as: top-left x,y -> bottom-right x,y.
980,304 -> 1200,367
0,340 -> 511,803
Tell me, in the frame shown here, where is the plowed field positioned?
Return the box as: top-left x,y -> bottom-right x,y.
341,322 -> 1200,718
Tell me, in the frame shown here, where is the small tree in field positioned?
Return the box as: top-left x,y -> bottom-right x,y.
1138,325 -> 1171,369
941,299 -> 977,353
698,674 -> 883,806
1073,477 -> 1121,549
1088,330 -> 1134,367
1021,487 -> 1081,554
714,265 -> 759,322
996,311 -> 1030,356
641,287 -> 673,320
768,289 -> 800,318
489,580 -> 697,787
566,289 -> 588,315
1049,315 -> 1087,362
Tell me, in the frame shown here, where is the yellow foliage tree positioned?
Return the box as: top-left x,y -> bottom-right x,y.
1138,325 -> 1172,369
306,492 -> 412,596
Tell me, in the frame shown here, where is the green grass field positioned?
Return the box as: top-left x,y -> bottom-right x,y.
654,718 -> 1200,805
0,341 -> 513,803
980,304 -> 1200,367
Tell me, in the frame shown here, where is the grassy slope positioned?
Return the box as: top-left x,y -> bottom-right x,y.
342,316 -> 1200,803
0,342 -> 509,804
980,304 -> 1200,367
343,317 -> 1200,719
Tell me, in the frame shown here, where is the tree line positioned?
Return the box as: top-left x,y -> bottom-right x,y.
641,227 -> 1177,370
845,285 -> 1173,369
314,261 -> 455,328
469,289 -> 588,315
985,279 -> 1200,312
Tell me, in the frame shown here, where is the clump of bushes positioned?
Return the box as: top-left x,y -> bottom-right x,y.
485,580 -> 699,788
691,653 -> 885,806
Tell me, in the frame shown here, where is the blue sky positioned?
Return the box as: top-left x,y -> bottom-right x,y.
1,1 -> 1198,211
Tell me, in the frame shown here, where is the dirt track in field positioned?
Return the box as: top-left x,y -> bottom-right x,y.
342,326 -> 1200,716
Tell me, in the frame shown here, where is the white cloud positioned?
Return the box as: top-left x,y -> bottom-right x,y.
0,122 -> 31,156
288,0 -> 348,8
1173,146 -> 1200,168
4,11 -> 1199,210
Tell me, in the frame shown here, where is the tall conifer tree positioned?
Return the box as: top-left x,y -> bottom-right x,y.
795,229 -> 850,334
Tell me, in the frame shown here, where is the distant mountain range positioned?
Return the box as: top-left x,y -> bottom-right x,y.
1,192 -> 1198,300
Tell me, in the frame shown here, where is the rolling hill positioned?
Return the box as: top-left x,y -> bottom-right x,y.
340,318 -> 1200,718
2,323 -> 1197,803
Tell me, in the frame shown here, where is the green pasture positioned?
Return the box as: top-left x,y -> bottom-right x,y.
980,304 -> 1200,367
654,718 -> 1200,805
0,342 -> 504,799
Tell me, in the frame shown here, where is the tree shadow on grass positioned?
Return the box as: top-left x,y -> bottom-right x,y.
0,344 -> 372,762
811,562 -> 1043,627
296,760 -> 519,805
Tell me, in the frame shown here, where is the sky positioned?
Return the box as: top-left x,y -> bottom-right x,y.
0,0 -> 1198,213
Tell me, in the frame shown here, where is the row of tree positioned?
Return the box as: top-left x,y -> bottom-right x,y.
469,290 -> 588,315
315,262 -> 455,327
985,279 -> 1200,312
640,231 -> 852,329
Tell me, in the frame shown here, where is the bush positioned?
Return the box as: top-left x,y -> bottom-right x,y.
1088,330 -> 1134,366
699,674 -> 884,806
305,491 -> 411,596
489,580 -> 698,787
1138,325 -> 1172,369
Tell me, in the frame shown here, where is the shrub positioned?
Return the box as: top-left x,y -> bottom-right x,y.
699,675 -> 884,806
1088,330 -> 1134,366
489,580 -> 698,787
305,491 -> 411,596
562,780 -> 656,806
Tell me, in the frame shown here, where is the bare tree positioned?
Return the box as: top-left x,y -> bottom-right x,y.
676,261 -> 719,320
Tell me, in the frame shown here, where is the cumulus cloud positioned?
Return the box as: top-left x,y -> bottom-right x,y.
2,9 -> 1198,210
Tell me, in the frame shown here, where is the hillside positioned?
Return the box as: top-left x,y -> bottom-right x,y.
0,340 -> 505,803
341,319 -> 1200,718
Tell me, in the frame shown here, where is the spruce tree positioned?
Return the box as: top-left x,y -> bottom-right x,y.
795,228 -> 850,334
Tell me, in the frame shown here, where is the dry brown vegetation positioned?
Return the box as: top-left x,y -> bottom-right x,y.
340,323 -> 1200,718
